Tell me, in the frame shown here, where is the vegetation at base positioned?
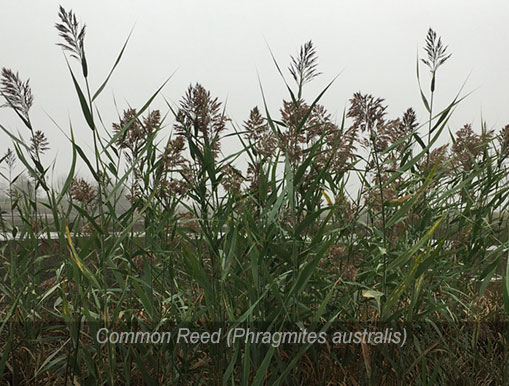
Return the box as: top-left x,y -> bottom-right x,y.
0,6 -> 508,385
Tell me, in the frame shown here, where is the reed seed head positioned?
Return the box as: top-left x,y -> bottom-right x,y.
55,6 -> 86,62
289,40 -> 321,87
70,177 -> 95,205
221,164 -> 244,194
30,130 -> 50,156
113,109 -> 160,151
347,92 -> 387,134
499,124 -> 509,157
421,28 -> 452,74
0,68 -> 34,120
451,124 -> 484,171
161,136 -> 186,170
3,148 -> 16,170
175,83 -> 228,159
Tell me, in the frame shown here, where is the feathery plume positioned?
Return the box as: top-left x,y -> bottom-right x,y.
70,177 -> 96,205
174,83 -> 228,159
30,130 -> 50,156
421,28 -> 451,74
3,148 -> 16,169
499,124 -> 509,157
451,124 -> 484,171
289,40 -> 321,88
55,6 -> 86,63
221,164 -> 244,194
0,68 -> 34,121
347,92 -> 387,133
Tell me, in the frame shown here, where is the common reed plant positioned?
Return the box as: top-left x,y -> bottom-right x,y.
0,7 -> 508,385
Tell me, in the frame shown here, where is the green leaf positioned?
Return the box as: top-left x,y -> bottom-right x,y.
56,125 -> 77,204
387,214 -> 446,272
503,258 -> 509,314
92,29 -> 133,101
416,58 -> 431,113
131,277 -> 155,320
251,345 -> 275,386
66,57 -> 95,131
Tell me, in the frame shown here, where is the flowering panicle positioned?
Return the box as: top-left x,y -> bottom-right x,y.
55,6 -> 86,64
3,148 -> 16,170
371,108 -> 417,155
0,68 -> 34,121
244,106 -> 276,159
113,109 -> 160,151
70,177 -> 96,205
161,136 -> 186,170
451,124 -> 488,171
499,124 -> 509,158
347,92 -> 387,134
421,28 -> 452,74
174,83 -> 228,159
221,164 -> 244,195
289,40 -> 321,91
113,109 -> 161,205
30,130 -> 50,156
157,135 -> 190,198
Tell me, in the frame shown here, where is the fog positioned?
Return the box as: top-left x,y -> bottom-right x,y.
1,0 -> 508,183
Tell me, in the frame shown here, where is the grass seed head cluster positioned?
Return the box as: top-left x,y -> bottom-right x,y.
0,7 -> 508,385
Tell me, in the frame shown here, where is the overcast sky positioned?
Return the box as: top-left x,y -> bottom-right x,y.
1,0 -> 509,183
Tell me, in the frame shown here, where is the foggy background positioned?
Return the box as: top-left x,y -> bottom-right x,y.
1,0 -> 508,186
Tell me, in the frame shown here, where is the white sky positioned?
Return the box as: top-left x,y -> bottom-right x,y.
1,0 -> 509,183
